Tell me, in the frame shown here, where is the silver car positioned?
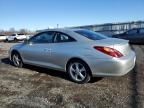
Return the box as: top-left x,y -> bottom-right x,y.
9,29 -> 136,83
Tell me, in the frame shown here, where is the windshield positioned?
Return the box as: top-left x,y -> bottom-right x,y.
75,29 -> 107,40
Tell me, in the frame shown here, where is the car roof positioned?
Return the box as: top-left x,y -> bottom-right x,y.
41,28 -> 84,32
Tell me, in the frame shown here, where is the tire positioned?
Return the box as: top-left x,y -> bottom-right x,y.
14,38 -> 18,42
5,39 -> 8,42
67,60 -> 91,84
11,52 -> 23,68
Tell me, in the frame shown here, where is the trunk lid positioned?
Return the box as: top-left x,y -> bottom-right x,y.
92,38 -> 131,56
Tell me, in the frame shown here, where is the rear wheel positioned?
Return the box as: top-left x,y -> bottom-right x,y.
12,52 -> 23,68
67,60 -> 91,84
14,38 -> 18,42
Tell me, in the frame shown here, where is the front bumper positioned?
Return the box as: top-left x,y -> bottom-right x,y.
87,51 -> 136,77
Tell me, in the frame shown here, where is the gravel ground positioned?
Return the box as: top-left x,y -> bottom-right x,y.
0,42 -> 144,108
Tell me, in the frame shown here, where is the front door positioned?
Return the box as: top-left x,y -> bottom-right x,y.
20,31 -> 55,66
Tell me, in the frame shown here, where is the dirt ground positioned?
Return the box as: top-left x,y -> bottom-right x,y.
0,42 -> 144,108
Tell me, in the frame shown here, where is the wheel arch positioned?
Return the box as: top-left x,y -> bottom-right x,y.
11,50 -> 22,60
66,57 -> 92,76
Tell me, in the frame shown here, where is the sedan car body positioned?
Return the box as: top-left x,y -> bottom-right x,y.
9,29 -> 136,83
112,28 -> 144,44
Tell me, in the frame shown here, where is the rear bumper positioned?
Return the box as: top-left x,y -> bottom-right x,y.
87,51 -> 136,77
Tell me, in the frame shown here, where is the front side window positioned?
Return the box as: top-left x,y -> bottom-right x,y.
127,29 -> 138,35
74,29 -> 107,40
29,31 -> 55,44
54,32 -> 75,43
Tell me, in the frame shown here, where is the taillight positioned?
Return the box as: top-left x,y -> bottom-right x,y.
94,46 -> 123,58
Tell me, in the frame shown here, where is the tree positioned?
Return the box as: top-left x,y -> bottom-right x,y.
9,28 -> 16,34
19,29 -> 28,35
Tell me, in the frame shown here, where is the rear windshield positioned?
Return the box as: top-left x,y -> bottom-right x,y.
75,29 -> 107,40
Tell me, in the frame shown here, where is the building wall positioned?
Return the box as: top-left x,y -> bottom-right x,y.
72,21 -> 144,36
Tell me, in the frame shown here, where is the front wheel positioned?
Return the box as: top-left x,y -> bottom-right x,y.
12,52 -> 23,68
67,60 -> 91,84
5,39 -> 8,42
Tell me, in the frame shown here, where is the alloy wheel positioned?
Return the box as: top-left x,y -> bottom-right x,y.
12,53 -> 22,67
69,62 -> 87,82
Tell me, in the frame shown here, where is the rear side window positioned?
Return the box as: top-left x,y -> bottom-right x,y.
18,33 -> 24,35
54,32 -> 76,43
12,34 -> 16,36
140,29 -> 144,33
75,29 -> 107,40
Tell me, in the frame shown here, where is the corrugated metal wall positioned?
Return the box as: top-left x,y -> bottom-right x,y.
72,21 -> 144,36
